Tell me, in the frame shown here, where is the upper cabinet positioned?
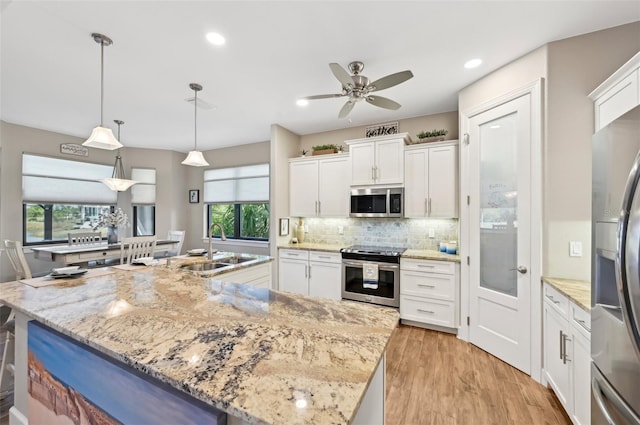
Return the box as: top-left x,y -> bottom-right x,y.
589,51 -> 640,132
289,154 -> 350,217
346,133 -> 410,186
404,141 -> 459,218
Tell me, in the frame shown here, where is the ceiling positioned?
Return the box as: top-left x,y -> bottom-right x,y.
1,1 -> 639,152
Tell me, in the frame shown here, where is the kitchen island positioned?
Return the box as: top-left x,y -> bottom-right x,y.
0,258 -> 398,425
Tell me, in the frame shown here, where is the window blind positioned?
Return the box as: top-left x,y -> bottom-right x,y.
130,168 -> 156,204
204,163 -> 269,203
22,154 -> 117,204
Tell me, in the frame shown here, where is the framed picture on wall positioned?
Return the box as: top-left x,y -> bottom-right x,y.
189,189 -> 199,204
279,218 -> 289,236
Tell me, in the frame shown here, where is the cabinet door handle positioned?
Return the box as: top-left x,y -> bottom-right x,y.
308,265 -> 311,279
562,333 -> 571,364
375,166 -> 379,181
428,198 -> 432,215
417,284 -> 435,288
318,201 -> 321,215
417,309 -> 435,314
559,330 -> 564,360
372,166 -> 375,181
424,198 -> 428,215
304,265 -> 308,278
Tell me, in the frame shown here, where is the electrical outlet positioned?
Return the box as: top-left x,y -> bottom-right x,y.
570,241 -> 582,257
304,224 -> 309,233
338,226 -> 344,235
428,228 -> 435,238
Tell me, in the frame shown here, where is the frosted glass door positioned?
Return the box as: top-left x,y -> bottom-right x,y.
479,113 -> 518,296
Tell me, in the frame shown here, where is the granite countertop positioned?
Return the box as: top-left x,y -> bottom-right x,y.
0,263 -> 398,424
543,277 -> 591,312
402,249 -> 461,263
277,243 -> 345,253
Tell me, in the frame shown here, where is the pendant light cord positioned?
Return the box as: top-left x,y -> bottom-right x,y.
194,88 -> 198,151
100,39 -> 105,126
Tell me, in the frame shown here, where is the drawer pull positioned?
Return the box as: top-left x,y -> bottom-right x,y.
318,255 -> 330,259
547,295 -> 560,304
417,284 -> 435,288
417,264 -> 435,268
417,309 -> 435,314
575,318 -> 590,330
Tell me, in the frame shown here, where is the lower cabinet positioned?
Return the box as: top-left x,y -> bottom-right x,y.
542,282 -> 591,425
278,249 -> 341,301
219,262 -> 272,288
399,258 -> 459,331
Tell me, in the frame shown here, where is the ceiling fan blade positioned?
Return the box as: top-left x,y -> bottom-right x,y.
369,70 -> 414,92
338,100 -> 355,119
329,63 -> 354,89
366,95 -> 401,110
301,93 -> 345,100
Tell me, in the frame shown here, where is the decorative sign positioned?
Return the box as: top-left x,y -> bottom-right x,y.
60,143 -> 89,157
365,121 -> 398,138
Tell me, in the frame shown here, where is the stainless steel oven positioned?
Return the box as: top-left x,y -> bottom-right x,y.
341,246 -> 404,308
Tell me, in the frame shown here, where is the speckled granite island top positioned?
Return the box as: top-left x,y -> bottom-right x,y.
543,277 -> 591,311
0,265 -> 398,424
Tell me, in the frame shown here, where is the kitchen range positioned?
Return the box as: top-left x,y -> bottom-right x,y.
341,245 -> 406,308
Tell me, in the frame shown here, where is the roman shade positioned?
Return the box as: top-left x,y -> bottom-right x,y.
130,168 -> 156,204
204,163 -> 269,203
22,154 -> 117,204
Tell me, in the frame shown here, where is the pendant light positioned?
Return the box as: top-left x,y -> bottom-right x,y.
182,83 -> 210,167
83,33 -> 123,150
100,120 -> 137,191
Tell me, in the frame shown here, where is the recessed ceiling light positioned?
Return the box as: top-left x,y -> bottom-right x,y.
206,32 -> 226,46
296,99 -> 309,107
464,58 -> 482,69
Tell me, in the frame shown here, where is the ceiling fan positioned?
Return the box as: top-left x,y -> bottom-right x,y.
301,61 -> 414,119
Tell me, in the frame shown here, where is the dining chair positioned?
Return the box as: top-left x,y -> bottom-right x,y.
120,236 -> 157,264
167,230 -> 185,256
3,240 -> 32,280
68,232 -> 102,245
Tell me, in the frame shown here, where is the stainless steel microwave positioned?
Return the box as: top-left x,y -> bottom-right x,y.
350,187 -> 403,218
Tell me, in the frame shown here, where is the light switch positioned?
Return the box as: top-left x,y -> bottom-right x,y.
428,228 -> 435,238
338,226 -> 344,235
570,241 -> 582,257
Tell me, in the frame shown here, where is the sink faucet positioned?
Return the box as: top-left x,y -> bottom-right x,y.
208,223 -> 227,260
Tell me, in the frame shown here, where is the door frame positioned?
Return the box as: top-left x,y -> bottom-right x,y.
458,79 -> 543,383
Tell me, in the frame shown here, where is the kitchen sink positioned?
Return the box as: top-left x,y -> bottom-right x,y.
217,255 -> 257,265
180,262 -> 230,272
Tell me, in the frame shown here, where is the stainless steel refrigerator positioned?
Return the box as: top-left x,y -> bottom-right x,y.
592,105 -> 640,424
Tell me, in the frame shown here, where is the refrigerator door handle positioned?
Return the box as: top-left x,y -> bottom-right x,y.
617,149 -> 640,360
592,371 -> 640,425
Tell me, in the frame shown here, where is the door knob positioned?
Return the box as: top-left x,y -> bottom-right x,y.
517,266 -> 527,274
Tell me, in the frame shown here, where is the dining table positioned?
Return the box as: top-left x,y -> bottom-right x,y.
30,239 -> 179,265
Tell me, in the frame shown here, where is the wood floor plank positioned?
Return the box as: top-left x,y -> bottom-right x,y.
385,325 -> 571,425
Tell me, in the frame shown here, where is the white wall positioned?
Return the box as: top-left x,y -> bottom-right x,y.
269,124 -> 300,288
544,21 -> 640,279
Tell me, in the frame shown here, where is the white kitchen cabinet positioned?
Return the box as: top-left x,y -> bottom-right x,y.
346,133 -> 410,186
404,141 -> 459,218
399,258 -> 459,331
289,155 -> 350,217
278,249 -> 341,300
308,251 -> 342,301
589,51 -> 640,132
220,261 -> 272,288
542,282 -> 591,425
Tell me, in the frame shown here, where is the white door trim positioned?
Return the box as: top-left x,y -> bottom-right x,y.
458,78 -> 543,383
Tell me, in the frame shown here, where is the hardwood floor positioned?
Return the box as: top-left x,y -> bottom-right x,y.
385,324 -> 572,425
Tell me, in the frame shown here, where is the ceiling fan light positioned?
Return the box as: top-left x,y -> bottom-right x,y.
83,126 -> 123,150
182,150 -> 210,167
100,177 -> 137,192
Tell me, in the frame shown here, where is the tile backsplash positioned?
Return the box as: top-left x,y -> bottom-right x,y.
294,217 -> 458,250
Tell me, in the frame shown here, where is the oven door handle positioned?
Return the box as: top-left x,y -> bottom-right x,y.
342,260 -> 399,270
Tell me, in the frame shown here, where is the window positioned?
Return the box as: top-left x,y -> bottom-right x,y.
22,154 -> 117,245
130,168 -> 156,236
23,203 -> 112,244
204,164 -> 269,240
